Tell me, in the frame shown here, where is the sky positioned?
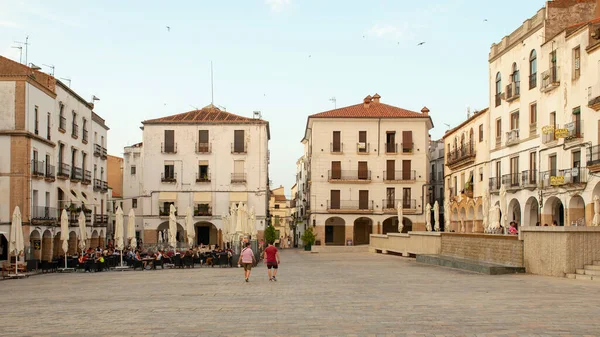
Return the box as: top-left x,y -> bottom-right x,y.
0,0 -> 545,194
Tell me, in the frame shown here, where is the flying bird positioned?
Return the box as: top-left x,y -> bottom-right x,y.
483,19 -> 488,22
166,26 -> 171,32
417,42 -> 426,46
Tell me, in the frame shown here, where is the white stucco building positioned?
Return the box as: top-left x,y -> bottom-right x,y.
0,56 -> 109,261
302,94 -> 433,246
294,154 -> 309,245
487,0 -> 600,228
122,104 -> 270,247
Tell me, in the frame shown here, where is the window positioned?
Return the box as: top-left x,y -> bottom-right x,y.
495,118 -> 502,140
549,154 -> 557,176
72,111 -> 78,137
331,161 -> 341,179
164,163 -> 175,179
82,118 -> 87,142
529,50 -> 537,89
332,131 -> 341,152
131,165 -> 136,175
233,130 -> 245,153
402,131 -> 413,153
330,190 -> 340,209
495,161 -> 501,180
530,103 -> 537,125
510,111 -> 519,130
402,188 -> 411,208
198,130 -> 209,152
573,46 -> 580,80
359,190 -> 369,210
163,130 -> 175,153
495,72 -> 502,106
46,113 -> 51,140
198,162 -> 209,181
511,63 -> 520,95
274,204 -> 280,209
479,167 -> 483,182
386,132 -> 396,153
34,106 -> 39,135
479,124 -> 483,142
358,131 -> 367,153
58,103 -> 65,131
358,161 -> 368,180
132,198 -> 137,209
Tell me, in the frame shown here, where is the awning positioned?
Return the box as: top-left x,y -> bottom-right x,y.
159,192 -> 177,201
230,192 -> 247,202
194,192 -> 212,202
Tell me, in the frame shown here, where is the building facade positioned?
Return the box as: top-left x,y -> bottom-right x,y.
294,154 -> 309,246
122,105 -> 270,247
0,56 -> 109,261
303,94 -> 433,246
268,186 -> 292,247
487,0 -> 600,228
443,108 -> 490,233
428,138 -> 445,227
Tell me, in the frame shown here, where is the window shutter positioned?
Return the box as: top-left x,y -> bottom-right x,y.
330,190 -> 340,209
402,131 -> 413,148
358,161 -> 368,180
234,130 -> 244,152
359,190 -> 369,210
199,130 -> 209,143
164,130 -> 174,152
402,160 -> 411,180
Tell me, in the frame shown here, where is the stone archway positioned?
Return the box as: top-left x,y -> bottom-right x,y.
194,221 -> 218,246
467,205 -> 475,233
353,217 -> 373,245
53,232 -> 61,258
543,196 -> 564,226
68,231 -> 77,255
475,203 -> 483,233
42,230 -> 53,261
382,216 -> 399,234
324,217 -> 345,245
568,195 -> 585,226
157,221 -> 186,245
99,230 -> 105,247
91,230 -> 99,249
30,229 -> 41,260
451,208 -> 459,232
524,197 -> 539,226
459,207 -> 467,232
508,199 -> 522,227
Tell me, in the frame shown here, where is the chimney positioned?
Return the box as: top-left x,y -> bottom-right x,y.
421,106 -> 430,115
372,93 -> 381,104
363,95 -> 372,108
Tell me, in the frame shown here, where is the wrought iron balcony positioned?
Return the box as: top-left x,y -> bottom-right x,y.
231,173 -> 246,183
385,143 -> 398,154
58,163 -> 70,179
328,170 -> 371,182
501,173 -> 520,190
506,129 -> 520,146
161,142 -> 178,154
94,214 -> 108,224
31,160 -> 45,177
541,66 -> 560,92
161,172 -> 177,183
383,170 -> 416,181
506,81 -> 520,102
45,163 -> 55,181
542,125 -> 556,144
93,179 -> 103,191
495,93 -> 501,107
401,142 -> 414,154
101,181 -> 108,193
231,142 -> 247,154
330,142 -> 343,153
71,166 -> 82,181
356,142 -> 370,154
82,170 -> 92,184
382,199 -> 416,211
159,206 -> 177,217
587,145 -> 600,168
196,172 -> 211,182
446,142 -> 476,167
529,73 -> 537,89
194,205 -> 212,217
196,142 -> 211,153
31,206 -> 58,220
327,200 -> 373,212
521,170 -> 537,188
564,120 -> 583,140
489,177 -> 501,192
589,85 -> 600,111
93,144 -> 107,158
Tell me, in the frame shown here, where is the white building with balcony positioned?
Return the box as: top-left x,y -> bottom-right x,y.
294,154 -> 309,245
302,94 -> 433,246
487,0 -> 600,227
0,56 -> 109,262
122,104 -> 270,247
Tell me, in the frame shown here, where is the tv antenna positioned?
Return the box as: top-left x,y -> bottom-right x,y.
14,36 -> 29,65
42,64 -> 55,76
329,97 -> 336,109
11,46 -> 22,64
60,77 -> 72,87
210,61 -> 214,105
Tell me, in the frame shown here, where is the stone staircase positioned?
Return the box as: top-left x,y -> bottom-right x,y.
566,261 -> 600,281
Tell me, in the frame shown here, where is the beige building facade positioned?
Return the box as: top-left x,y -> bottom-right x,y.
303,94 -> 433,246
269,186 -> 292,247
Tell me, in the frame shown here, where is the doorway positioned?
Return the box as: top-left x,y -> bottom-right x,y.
197,226 -> 209,245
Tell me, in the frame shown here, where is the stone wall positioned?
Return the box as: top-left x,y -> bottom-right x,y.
521,227 -> 600,277
440,233 -> 523,267
369,232 -> 441,256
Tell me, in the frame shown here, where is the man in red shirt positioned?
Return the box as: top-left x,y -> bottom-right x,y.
263,241 -> 280,281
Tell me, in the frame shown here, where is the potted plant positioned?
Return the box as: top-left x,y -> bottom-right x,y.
301,226 -> 316,251
264,224 -> 277,245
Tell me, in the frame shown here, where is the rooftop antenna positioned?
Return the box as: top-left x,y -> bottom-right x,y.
29,63 -> 42,71
13,36 -> 29,66
253,111 -> 262,119
210,61 -> 214,105
467,106 -> 471,119
329,97 -> 337,109
42,64 -> 55,76
91,95 -> 100,104
11,46 -> 22,64
60,77 -> 71,87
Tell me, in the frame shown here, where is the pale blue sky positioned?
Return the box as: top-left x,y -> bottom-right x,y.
0,0 -> 545,192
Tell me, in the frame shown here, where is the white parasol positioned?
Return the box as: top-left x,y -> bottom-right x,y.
78,211 -> 87,255
235,203 -> 243,234
433,201 -> 440,232
9,206 -> 24,276
114,206 -> 124,266
425,203 -> 432,231
444,199 -> 451,232
250,206 -> 257,239
593,195 -> 600,226
168,204 -> 177,250
60,209 -> 69,268
490,205 -> 501,232
499,184 -> 508,233
186,206 -> 194,248
397,201 -> 404,233
158,231 -> 163,243
482,189 -> 490,233
222,214 -> 230,245
127,208 -> 136,249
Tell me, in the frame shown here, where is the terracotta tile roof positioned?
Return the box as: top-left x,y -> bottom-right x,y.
443,108 -> 489,139
274,195 -> 287,202
309,98 -> 427,119
142,104 -> 267,125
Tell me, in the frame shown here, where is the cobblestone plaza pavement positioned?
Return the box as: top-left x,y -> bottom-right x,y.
1,250 -> 600,336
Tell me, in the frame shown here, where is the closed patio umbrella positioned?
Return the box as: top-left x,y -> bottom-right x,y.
186,206 -> 194,248
168,204 -> 177,251
499,184 -> 508,234
425,203 -> 432,231
235,203 -> 243,234
397,201 -> 404,233
250,207 -> 257,239
78,211 -> 87,256
444,199 -> 451,232
60,209 -> 69,269
433,201 -> 440,232
127,209 -> 136,249
593,195 -> 600,226
9,206 -> 24,276
222,214 -> 230,247
482,189 -> 490,233
114,206 -> 124,266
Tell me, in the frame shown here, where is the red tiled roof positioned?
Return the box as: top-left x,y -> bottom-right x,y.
309,100 -> 426,119
142,104 -> 267,125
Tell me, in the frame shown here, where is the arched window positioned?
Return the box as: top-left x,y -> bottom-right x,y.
529,50 -> 537,89
495,72 -> 502,106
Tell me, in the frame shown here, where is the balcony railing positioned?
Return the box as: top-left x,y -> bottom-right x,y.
542,125 -> 556,144
587,145 -> 600,167
31,206 -> 58,220
161,143 -> 178,154
521,170 -> 537,188
82,129 -> 88,143
82,170 -> 92,184
489,177 -> 501,192
446,142 -> 476,166
161,172 -> 177,183
196,172 -> 211,182
558,167 -> 587,185
71,166 -> 82,181
501,173 -> 520,189
231,173 -> 246,183
196,142 -> 211,153
564,120 -> 583,140
327,200 -> 373,212
94,214 -> 108,224
506,129 -> 520,146
541,66 -> 560,92
589,85 -> 600,111
93,144 -> 107,158
101,181 -> 108,193
385,143 -> 398,154
159,206 -> 177,217
401,142 -> 414,154
194,205 -> 212,217
328,170 -> 371,182
382,199 -> 416,210
529,73 -> 537,89
231,142 -> 247,154
45,163 -> 55,180
495,93 -> 501,107
356,143 -> 370,154
93,179 -> 102,191
383,170 -> 416,181
330,142 -> 343,153
71,123 -> 78,138
31,160 -> 45,177
506,81 -> 520,101
58,163 -> 70,179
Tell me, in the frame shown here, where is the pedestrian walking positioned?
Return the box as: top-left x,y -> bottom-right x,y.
237,242 -> 256,282
263,241 -> 280,281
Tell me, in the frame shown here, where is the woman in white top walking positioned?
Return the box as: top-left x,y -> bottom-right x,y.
237,242 -> 256,282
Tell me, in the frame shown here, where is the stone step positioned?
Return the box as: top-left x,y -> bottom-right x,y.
583,269 -> 600,276
584,264 -> 600,271
594,261 -> 600,266
575,274 -> 594,281
576,268 -> 586,275
566,273 -> 577,279
416,254 -> 525,275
